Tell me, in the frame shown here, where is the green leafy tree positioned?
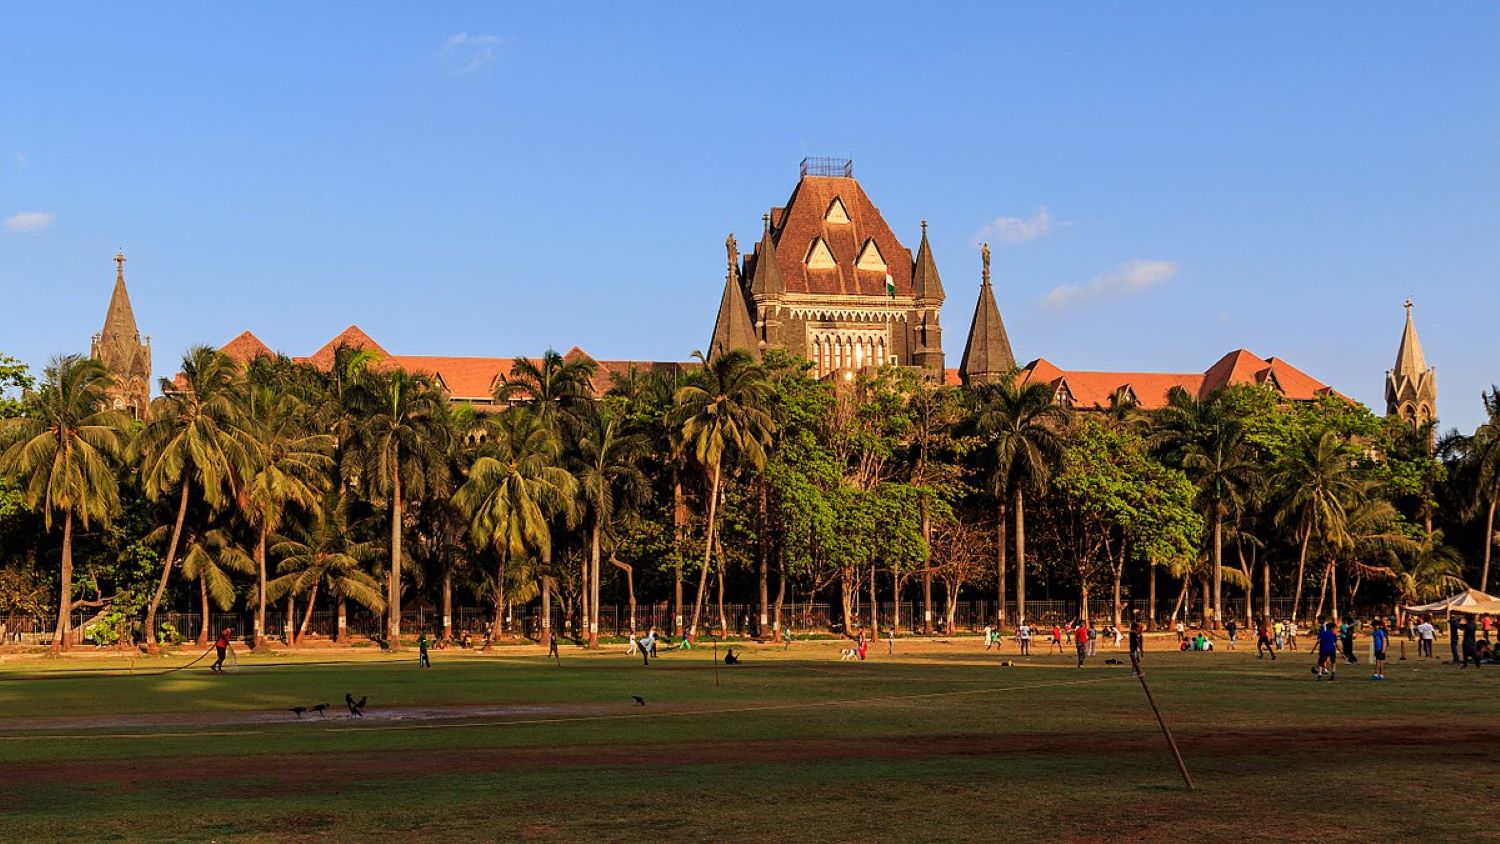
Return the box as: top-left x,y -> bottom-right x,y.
1467,388 -> 1500,592
174,527 -> 254,645
268,495 -> 383,644
1273,428 -> 1363,620
0,356 -> 127,651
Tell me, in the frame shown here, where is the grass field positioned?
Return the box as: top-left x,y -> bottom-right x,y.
1,637 -> 1495,842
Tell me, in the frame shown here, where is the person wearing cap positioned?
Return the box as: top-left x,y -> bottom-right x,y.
211,627 -> 232,672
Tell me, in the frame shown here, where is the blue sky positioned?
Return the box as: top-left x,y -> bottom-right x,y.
3,4 -> 1497,431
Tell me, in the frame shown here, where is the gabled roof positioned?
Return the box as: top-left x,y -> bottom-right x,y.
219,330 -> 274,364
1016,349 -> 1335,410
757,175 -> 916,297
305,325 -> 389,369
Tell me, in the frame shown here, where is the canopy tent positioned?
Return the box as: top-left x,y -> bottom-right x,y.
1403,588 -> 1496,613
1447,599 -> 1500,616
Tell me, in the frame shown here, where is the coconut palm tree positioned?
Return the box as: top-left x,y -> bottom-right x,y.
1273,429 -> 1363,620
497,349 -> 596,644
576,402 -> 647,646
268,495 -> 383,644
175,527 -> 254,645
1368,528 -> 1466,610
0,356 -> 127,652
971,379 -> 1067,627
454,408 -> 576,643
240,383 -> 334,647
130,346 -> 252,652
669,350 -> 774,636
1316,493 -> 1418,621
342,368 -> 451,649
1153,388 -> 1258,628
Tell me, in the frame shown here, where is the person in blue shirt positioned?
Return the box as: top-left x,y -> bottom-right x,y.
1370,618 -> 1388,680
1316,621 -> 1340,681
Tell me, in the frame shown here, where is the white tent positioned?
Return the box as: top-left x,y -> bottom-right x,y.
1403,588 -> 1496,614
1447,598 -> 1500,616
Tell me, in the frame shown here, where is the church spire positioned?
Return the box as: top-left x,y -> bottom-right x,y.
707,233 -> 759,362
101,250 -> 141,347
91,250 -> 153,420
749,213 -> 784,297
1385,299 -> 1436,428
958,243 -> 1015,385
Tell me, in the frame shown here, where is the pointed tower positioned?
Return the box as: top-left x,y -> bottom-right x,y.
90,251 -> 153,419
748,213 -> 785,351
909,220 -> 946,375
1385,299 -> 1436,428
958,243 -> 1015,385
707,234 -> 759,362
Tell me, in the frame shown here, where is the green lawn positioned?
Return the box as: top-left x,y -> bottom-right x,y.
1,640 -> 1495,841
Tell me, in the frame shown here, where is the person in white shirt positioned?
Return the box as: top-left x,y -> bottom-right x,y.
1415,617 -> 1436,658
1017,622 -> 1032,655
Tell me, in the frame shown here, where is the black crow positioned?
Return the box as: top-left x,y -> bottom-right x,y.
311,703 -> 329,717
631,695 -> 645,706
345,693 -> 367,717
288,706 -> 307,718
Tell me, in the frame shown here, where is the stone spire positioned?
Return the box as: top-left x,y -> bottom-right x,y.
707,234 -> 759,362
1385,299 -> 1436,428
90,250 -> 152,419
911,220 -> 944,301
958,243 -> 1015,385
749,214 -> 784,297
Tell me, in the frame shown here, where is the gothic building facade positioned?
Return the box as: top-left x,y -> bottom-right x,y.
90,252 -> 152,419
709,158 -> 946,379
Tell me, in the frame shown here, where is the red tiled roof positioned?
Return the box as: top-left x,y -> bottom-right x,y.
219,330 -> 274,364
1017,350 -> 1335,410
758,175 -> 915,297
305,325 -> 389,369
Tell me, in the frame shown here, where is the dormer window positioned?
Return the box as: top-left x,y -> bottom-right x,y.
804,237 -> 836,269
855,239 -> 886,271
824,197 -> 850,224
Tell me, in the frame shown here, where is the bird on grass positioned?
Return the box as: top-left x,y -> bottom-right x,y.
631,695 -> 646,706
345,693 -> 367,718
288,706 -> 308,719
310,703 -> 329,718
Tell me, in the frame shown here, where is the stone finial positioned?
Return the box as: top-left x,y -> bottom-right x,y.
981,242 -> 990,285
115,250 -> 126,280
726,233 -> 738,276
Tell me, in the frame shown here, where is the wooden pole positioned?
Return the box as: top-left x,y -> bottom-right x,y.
1136,671 -> 1194,791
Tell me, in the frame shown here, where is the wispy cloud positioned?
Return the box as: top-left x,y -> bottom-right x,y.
1041,260 -> 1178,310
977,207 -> 1054,244
441,32 -> 503,74
15,152 -> 27,170
4,211 -> 54,232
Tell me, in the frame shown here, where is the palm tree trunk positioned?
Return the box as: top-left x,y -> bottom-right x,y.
51,511 -> 75,654
490,549 -> 507,646
772,560 -> 786,635
609,554 -> 636,633
588,518 -> 602,648
869,562 -> 879,636
1112,539 -> 1125,629
1211,510 -> 1223,629
1148,562 -> 1157,630
540,545 -> 553,648
995,496 -> 1007,627
1291,528 -> 1311,622
672,474 -> 685,636
255,525 -> 268,649
337,595 -> 347,643
1314,559 -> 1330,621
198,575 -> 210,646
1483,496 -> 1496,594
442,564 -> 453,642
144,483 -> 191,653
388,456 -> 403,650
689,460 -> 721,636
717,549 -> 728,636
1014,486 -> 1027,626
757,478 -> 769,637
296,580 -> 319,644
840,568 -> 855,634
1262,554 -> 1272,623
1329,560 -> 1339,622
285,593 -> 294,644
921,498 -> 933,635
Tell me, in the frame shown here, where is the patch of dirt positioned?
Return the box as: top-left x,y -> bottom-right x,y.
0,703 -> 584,732
4,724 -> 1496,793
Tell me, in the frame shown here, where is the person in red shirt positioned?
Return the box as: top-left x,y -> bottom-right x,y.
1074,620 -> 1090,668
211,627 -> 232,673
1051,624 -> 1064,654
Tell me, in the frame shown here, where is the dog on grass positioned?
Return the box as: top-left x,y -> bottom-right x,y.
839,647 -> 859,661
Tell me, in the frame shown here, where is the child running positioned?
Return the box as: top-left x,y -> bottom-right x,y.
1256,618 -> 1277,660
983,624 -> 995,651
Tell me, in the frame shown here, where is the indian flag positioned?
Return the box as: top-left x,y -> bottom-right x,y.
885,271 -> 895,298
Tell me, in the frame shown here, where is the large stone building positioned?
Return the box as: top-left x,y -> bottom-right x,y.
709,158 -> 946,378
1385,300 -> 1437,428
90,251 -> 152,419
